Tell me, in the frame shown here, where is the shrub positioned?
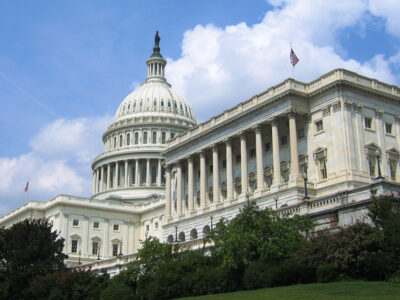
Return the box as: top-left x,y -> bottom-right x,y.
316,264 -> 339,283
100,280 -> 135,300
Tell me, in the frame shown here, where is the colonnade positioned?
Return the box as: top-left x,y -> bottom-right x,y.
93,158 -> 164,194
165,112 -> 302,220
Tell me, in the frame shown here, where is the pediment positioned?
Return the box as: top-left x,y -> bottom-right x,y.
365,143 -> 381,156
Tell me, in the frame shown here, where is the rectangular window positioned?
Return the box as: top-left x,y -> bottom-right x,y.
365,117 -> 372,129
161,132 -> 166,144
71,240 -> 78,253
170,132 -> 175,139
386,123 -> 393,134
151,165 -> 157,184
281,135 -> 288,146
93,221 -> 99,229
155,222 -> 159,229
92,242 -> 98,255
319,159 -> 327,179
209,165 -> 213,173
112,244 -> 119,256
236,155 -> 241,163
265,142 -> 271,152
282,170 -> 289,182
315,120 -> 323,132
298,128 -> 305,139
146,224 -> 149,231
389,160 -> 397,180
113,224 -> 119,231
143,132 -> 147,144
152,131 -> 157,144
249,148 -> 256,158
368,157 -> 376,177
72,219 -> 79,227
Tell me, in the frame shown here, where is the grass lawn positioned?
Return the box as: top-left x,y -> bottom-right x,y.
177,281 -> 400,300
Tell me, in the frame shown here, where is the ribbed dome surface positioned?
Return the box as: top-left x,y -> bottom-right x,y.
115,81 -> 195,122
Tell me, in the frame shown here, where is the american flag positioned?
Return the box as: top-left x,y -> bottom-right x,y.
24,181 -> 29,192
290,48 -> 299,67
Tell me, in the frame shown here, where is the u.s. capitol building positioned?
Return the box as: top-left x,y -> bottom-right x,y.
1,34 -> 400,271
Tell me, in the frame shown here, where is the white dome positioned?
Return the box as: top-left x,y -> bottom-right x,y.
115,80 -> 196,122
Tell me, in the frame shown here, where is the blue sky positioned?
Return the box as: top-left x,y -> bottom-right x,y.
0,0 -> 399,215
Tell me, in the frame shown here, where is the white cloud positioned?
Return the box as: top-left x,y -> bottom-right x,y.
166,0 -> 399,122
369,0 -> 400,37
0,116 -> 111,213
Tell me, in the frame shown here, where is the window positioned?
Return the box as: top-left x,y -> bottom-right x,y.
315,120 -> 323,132
282,170 -> 289,182
155,222 -> 159,229
152,131 -> 157,144
143,132 -> 147,144
364,117 -> 372,129
389,160 -> 397,180
161,100 -> 164,107
72,219 -> 79,227
161,132 -> 166,144
151,165 -> 157,183
368,156 -> 376,177
319,159 -> 327,179
114,137 -> 117,149
249,148 -> 256,158
127,133 -> 130,146
386,123 -> 393,134
170,132 -> 175,139
119,135 -> 123,147
161,167 -> 166,184
92,241 -> 99,255
281,135 -> 288,146
93,221 -> 99,229
236,155 -> 241,163
265,142 -> 271,152
71,240 -> 78,253
135,132 -> 139,144
146,224 -> 149,231
113,224 -> 119,231
298,128 -> 305,139
112,244 -> 119,256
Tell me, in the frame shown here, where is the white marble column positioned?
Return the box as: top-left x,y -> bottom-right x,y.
104,218 -> 109,257
288,111 -> 300,181
225,139 -> 234,201
165,166 -> 172,219
212,145 -> 220,203
177,162 -> 182,217
96,169 -> 99,193
115,161 -> 119,188
255,125 -> 264,192
271,118 -> 281,188
157,159 -> 162,186
92,171 -> 96,194
354,104 -> 367,172
146,159 -> 151,186
124,160 -> 128,187
200,151 -> 206,208
135,159 -> 139,187
107,164 -> 111,190
375,110 -> 388,177
240,133 -> 248,197
100,166 -> 104,192
188,157 -> 194,211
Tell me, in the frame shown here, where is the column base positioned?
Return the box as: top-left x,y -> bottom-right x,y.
239,193 -> 249,201
271,182 -> 281,192
254,189 -> 263,197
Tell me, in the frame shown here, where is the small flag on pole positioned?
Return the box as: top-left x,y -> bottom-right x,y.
24,181 -> 29,192
290,47 -> 299,67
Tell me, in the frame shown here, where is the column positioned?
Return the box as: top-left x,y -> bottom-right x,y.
127,161 -> 131,187
240,133 -> 248,197
157,159 -> 162,186
188,157 -> 194,211
100,166 -> 104,192
200,151 -> 206,208
96,169 -> 99,193
92,171 -> 96,194
146,159 -> 151,186
254,125 -> 265,192
288,112 -> 300,180
124,160 -> 128,187
177,162 -> 182,217
165,166 -> 172,219
354,104 -> 367,172
104,218 -> 109,257
115,161 -> 119,188
376,110 -> 388,177
212,145 -> 220,203
225,139 -> 234,201
107,164 -> 111,190
135,159 -> 139,187
271,118 -> 281,187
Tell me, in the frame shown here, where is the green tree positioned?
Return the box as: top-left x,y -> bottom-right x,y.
207,200 -> 313,270
0,218 -> 67,299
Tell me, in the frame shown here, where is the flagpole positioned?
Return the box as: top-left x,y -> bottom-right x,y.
292,66 -> 295,79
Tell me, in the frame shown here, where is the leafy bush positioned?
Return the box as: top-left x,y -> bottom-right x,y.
316,264 -> 339,283
100,280 -> 135,300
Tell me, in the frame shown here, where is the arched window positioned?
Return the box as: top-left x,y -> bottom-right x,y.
167,235 -> 174,243
161,132 -> 166,144
153,100 -> 157,107
135,132 -> 139,144
127,133 -> 130,146
190,229 -> 198,240
119,135 -> 123,147
168,101 -> 171,108
114,137 -> 117,149
152,131 -> 157,144
143,132 -> 148,144
203,225 -> 210,236
179,231 -> 185,242
161,100 -> 164,107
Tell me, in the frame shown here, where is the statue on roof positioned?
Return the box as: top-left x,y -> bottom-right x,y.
155,30 -> 160,46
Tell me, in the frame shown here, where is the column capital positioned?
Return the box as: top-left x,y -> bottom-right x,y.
252,123 -> 262,133
285,108 -> 297,118
322,105 -> 331,116
343,101 -> 352,111
199,150 -> 206,158
165,165 -> 172,172
332,100 -> 341,112
353,102 -> 363,113
212,144 -> 219,152
240,131 -> 247,140
375,110 -> 384,119
224,137 -> 232,145
268,116 -> 278,126
187,156 -> 193,163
